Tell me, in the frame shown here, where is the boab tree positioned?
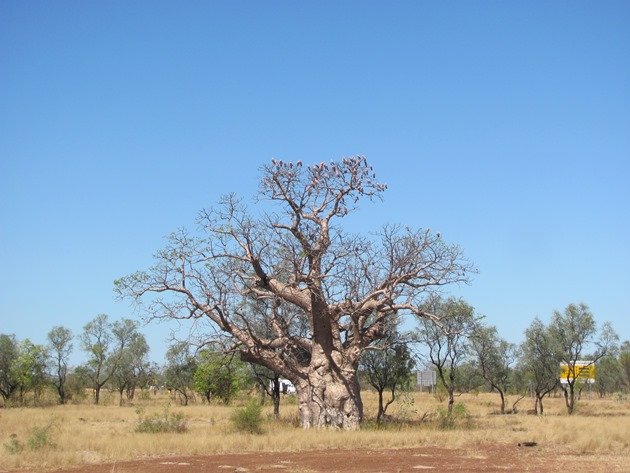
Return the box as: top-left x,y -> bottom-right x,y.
115,157 -> 473,429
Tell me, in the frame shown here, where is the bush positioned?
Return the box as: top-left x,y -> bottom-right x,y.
436,403 -> 474,430
231,399 -> 264,434
3,435 -> 23,454
3,420 -> 57,454
27,422 -> 57,450
433,381 -> 448,403
394,392 -> 418,421
135,405 -> 188,433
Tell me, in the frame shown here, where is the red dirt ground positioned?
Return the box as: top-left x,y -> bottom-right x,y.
21,445 -> 629,473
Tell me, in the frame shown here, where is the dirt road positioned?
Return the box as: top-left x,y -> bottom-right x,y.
23,445 -> 628,473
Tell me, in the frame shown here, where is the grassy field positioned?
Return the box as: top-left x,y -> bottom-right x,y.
1,390 -> 629,471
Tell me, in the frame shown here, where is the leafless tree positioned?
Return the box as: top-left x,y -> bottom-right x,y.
115,157 -> 473,429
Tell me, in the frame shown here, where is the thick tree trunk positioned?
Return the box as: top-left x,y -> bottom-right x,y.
289,305 -> 363,429
498,390 -> 506,414
296,371 -> 362,429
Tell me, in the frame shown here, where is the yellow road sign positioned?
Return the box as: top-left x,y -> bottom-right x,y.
559,362 -> 596,382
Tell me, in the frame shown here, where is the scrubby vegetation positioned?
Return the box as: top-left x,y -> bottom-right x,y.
135,405 -> 188,433
435,403 -> 474,430
0,390 -> 629,471
3,419 -> 57,455
230,399 -> 264,434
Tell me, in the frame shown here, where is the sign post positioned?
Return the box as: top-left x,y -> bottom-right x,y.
416,370 -> 437,393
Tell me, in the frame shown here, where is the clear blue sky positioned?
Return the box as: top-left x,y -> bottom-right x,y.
1,1 -> 628,364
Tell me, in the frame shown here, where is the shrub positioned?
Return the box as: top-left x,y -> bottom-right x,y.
433,380 -> 448,403
394,392 -> 418,421
231,399 -> 264,434
3,435 -> 24,454
4,420 -> 57,454
135,405 -> 188,433
27,421 -> 57,450
435,403 -> 474,430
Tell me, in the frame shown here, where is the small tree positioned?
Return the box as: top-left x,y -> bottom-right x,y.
67,365 -> 91,401
360,339 -> 415,423
549,303 -> 618,414
80,315 -> 136,404
414,296 -> 477,415
520,318 -> 560,414
47,326 -> 73,404
12,339 -> 48,404
128,333 -> 151,399
193,350 -> 249,404
507,364 -> 529,413
80,314 -> 114,404
471,325 -> 516,414
455,361 -> 484,394
164,342 -> 197,405
233,299 -> 302,417
620,341 -> 630,391
140,361 -> 161,394
250,364 -> 282,418
0,334 -> 19,403
595,356 -> 624,397
110,321 -> 149,405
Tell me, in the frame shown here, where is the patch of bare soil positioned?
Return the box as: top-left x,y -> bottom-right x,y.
24,445 -> 629,473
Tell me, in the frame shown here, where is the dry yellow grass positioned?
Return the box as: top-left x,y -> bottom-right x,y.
1,390 -> 628,471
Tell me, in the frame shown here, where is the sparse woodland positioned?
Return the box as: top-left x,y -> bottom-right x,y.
1,159 -> 628,470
